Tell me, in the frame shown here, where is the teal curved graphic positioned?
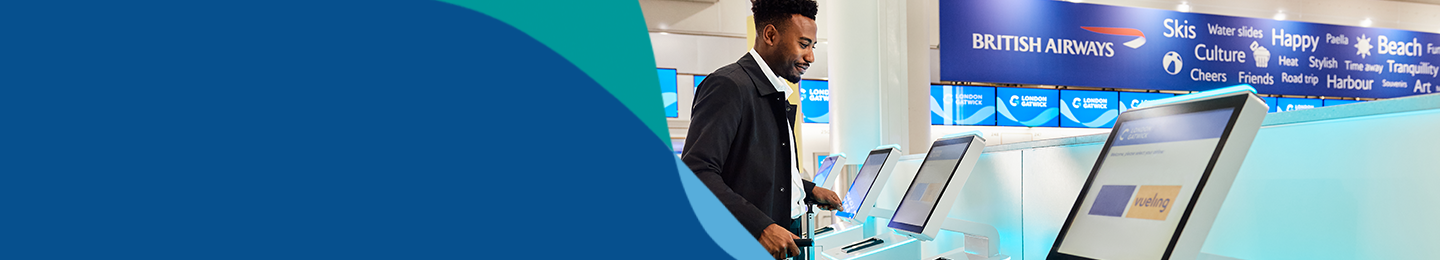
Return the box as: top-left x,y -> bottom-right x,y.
1060,104 -> 1119,128
957,106 -> 996,125
440,1 -> 668,144
675,156 -> 771,260
996,97 -> 1059,127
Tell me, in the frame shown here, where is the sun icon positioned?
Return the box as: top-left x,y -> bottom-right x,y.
1355,34 -> 1373,59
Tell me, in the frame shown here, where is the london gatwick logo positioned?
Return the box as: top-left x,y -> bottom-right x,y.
1082,27 -> 1146,48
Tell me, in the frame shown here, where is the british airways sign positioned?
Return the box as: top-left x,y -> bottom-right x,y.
941,0 -> 1440,99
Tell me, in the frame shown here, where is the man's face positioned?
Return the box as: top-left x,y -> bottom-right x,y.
764,14 -> 817,83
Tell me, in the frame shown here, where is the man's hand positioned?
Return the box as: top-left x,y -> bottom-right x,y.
760,224 -> 800,259
811,186 -> 842,210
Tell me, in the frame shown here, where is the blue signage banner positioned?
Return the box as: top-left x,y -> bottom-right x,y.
956,86 -> 997,126
941,0 -> 1440,99
997,87 -> 1059,127
1323,99 -> 1362,106
1262,97 -> 1280,113
931,85 -> 999,126
800,80 -> 831,123
659,68 -> 678,118
1277,97 -> 1323,112
931,85 -> 949,125
693,75 -> 705,89
1060,90 -> 1119,128
1118,92 -> 1176,113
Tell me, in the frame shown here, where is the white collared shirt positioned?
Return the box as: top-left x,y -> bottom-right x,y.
748,49 -> 807,219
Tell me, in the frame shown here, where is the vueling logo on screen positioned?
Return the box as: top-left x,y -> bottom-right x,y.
1087,185 -> 1182,221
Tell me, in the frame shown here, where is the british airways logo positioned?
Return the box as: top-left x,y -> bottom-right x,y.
1088,185 -> 1182,221
970,26 -> 1148,57
1082,26 -> 1147,49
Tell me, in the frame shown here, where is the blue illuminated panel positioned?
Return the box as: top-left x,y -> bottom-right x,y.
659,68 -> 678,118
955,86 -> 996,126
1277,97 -> 1323,112
693,75 -> 705,89
931,85 -> 951,125
1060,90 -> 1119,128
996,87 -> 1059,127
1262,97 -> 1280,113
1118,92 -> 1175,114
801,80 -> 830,123
1323,99 -> 1362,107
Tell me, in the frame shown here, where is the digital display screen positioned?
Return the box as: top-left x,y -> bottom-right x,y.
1060,90 -> 1119,128
659,68 -> 678,118
1276,97 -> 1321,112
1118,92 -> 1175,114
1056,108 -> 1235,260
888,136 -> 973,233
996,87 -> 1059,127
814,156 -> 839,186
837,150 -> 891,219
1323,99 -> 1361,107
801,80 -> 830,123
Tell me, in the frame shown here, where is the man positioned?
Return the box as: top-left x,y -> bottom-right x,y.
681,0 -> 840,259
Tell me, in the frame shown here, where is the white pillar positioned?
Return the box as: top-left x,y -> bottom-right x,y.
906,0 -> 932,153
829,0 -> 928,156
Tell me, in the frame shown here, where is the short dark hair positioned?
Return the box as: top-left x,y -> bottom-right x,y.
751,0 -> 817,31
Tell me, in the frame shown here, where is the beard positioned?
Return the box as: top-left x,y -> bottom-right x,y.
780,72 -> 801,83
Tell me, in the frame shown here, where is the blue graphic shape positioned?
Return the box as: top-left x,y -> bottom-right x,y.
659,68 -> 678,118
995,87 -> 1059,127
958,106 -> 997,125
1090,185 -> 1138,217
693,75 -> 706,89
1061,104 -> 1120,128
676,156 -> 771,259
955,86 -> 996,125
1060,90 -> 1119,128
2,1 -> 732,259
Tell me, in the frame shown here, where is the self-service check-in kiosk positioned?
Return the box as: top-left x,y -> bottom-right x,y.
1047,85 -> 1267,260
823,132 -> 987,260
813,145 -> 902,252
813,153 -> 846,190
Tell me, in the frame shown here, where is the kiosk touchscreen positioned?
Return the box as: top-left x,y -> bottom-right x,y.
889,133 -> 987,241
823,132 -> 987,260
814,145 -> 901,251
1047,86 -> 1267,260
836,146 -> 902,222
813,154 -> 847,189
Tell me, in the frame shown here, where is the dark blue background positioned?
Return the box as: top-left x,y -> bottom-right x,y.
1,1 -> 725,258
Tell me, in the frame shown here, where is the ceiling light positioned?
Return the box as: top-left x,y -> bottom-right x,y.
1273,11 -> 1286,21
1177,2 -> 1191,12
1360,18 -> 1373,27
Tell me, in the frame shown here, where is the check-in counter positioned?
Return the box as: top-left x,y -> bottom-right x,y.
929,93 -> 1440,260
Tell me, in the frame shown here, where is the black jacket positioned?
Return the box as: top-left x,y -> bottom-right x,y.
683,53 -> 816,239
